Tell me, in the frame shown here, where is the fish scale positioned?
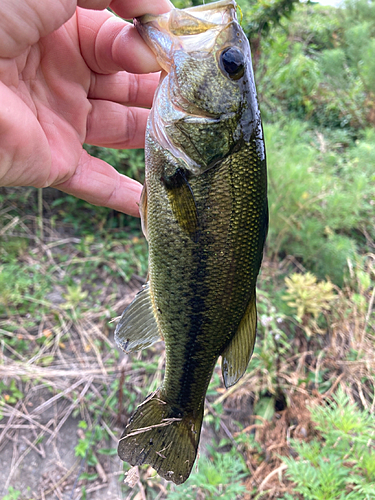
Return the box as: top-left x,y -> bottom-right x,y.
115,0 -> 268,484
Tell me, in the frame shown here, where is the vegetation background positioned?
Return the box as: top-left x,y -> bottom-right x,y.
0,0 -> 374,498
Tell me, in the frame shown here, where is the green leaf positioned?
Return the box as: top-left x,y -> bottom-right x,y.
254,396 -> 275,421
98,448 -> 117,455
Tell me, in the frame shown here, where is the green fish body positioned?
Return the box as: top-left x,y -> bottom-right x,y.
115,0 -> 268,484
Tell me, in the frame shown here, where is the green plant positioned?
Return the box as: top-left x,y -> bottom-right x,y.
74,420 -> 112,477
250,288 -> 290,393
167,448 -> 247,499
282,388 -> 375,500
1,487 -> 21,500
62,284 -> 89,319
0,237 -> 28,263
0,262 -> 50,316
265,120 -> 374,285
255,0 -> 375,129
0,380 -> 24,408
282,272 -> 336,337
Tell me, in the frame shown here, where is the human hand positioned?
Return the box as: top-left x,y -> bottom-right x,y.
0,0 -> 173,217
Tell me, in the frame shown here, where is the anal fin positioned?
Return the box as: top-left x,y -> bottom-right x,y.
114,282 -> 160,353
221,294 -> 257,388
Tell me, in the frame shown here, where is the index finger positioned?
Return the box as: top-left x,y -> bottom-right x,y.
78,1 -> 173,75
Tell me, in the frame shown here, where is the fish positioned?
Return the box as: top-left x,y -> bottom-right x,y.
115,0 -> 268,485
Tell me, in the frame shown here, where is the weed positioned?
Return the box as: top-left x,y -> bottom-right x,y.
1,487 -> 21,500
75,420 -> 113,473
167,448 -> 247,499
0,262 -> 50,317
282,388 -> 375,500
283,272 -> 336,337
250,288 -> 290,396
265,120 -> 374,285
0,380 -> 24,407
62,285 -> 89,309
255,1 -> 375,130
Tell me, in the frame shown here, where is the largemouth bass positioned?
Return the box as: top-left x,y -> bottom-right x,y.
115,0 -> 268,484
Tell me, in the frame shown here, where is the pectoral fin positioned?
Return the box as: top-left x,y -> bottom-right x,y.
114,282 -> 160,353
221,294 -> 257,388
163,168 -> 200,242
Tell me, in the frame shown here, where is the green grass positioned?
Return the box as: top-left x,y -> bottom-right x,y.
265,120 -> 375,285
0,231 -> 147,328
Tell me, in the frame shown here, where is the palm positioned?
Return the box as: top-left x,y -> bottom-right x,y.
7,14 -> 90,188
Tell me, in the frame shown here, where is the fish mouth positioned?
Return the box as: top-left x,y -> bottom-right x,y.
134,0 -> 240,70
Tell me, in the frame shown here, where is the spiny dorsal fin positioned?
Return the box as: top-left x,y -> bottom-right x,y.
221,294 -> 257,388
114,282 -> 160,353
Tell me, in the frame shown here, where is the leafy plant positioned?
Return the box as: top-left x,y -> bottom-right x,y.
1,487 -> 22,500
265,120 -> 375,285
74,420 -> 111,474
0,262 -> 50,316
0,380 -> 24,406
251,288 -> 290,393
62,284 -> 89,319
255,0 -> 375,129
167,448 -> 247,499
283,272 -> 336,336
282,388 -> 375,500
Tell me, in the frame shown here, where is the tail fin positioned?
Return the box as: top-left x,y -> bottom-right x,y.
118,391 -> 203,484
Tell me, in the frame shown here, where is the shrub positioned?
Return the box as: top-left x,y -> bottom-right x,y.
265,121 -> 375,285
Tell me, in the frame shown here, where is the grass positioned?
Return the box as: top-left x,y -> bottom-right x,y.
264,121 -> 375,286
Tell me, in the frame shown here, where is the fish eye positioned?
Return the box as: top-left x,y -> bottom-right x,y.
219,47 -> 245,80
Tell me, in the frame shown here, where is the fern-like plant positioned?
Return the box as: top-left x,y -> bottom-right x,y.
282,388 -> 375,500
167,448 -> 247,499
282,272 -> 336,336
